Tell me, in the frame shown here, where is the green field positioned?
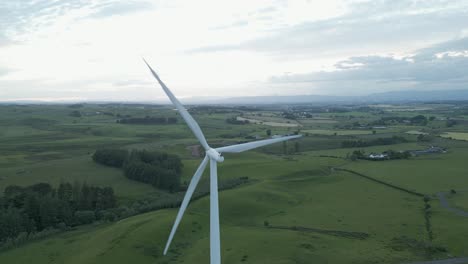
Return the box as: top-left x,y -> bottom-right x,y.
440,132 -> 468,141
0,103 -> 467,263
302,129 -> 372,136
0,155 -> 432,263
448,192 -> 468,212
342,145 -> 468,194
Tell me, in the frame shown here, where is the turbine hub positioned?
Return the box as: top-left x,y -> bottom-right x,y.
206,148 -> 224,163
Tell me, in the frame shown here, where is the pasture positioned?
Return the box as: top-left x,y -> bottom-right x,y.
440,132 -> 468,141
448,191 -> 468,212
0,102 -> 467,263
301,129 -> 372,136
0,154 -> 435,264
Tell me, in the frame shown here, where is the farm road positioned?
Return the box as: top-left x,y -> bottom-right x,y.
404,257 -> 468,264
437,192 -> 468,217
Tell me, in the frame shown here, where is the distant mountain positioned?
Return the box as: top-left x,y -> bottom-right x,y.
185,89 -> 468,104
2,89 -> 468,105
365,90 -> 468,102
184,95 -> 350,104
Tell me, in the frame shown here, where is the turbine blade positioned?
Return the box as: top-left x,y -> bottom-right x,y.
210,158 -> 221,264
216,134 -> 302,153
143,59 -> 210,150
164,156 -> 209,255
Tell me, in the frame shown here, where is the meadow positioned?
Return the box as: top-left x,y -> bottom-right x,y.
0,102 -> 467,264
440,132 -> 468,141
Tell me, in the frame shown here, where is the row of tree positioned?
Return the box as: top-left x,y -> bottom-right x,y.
341,136 -> 408,148
116,116 -> 177,125
225,117 -> 249,125
92,148 -> 128,167
371,115 -> 431,126
93,149 -> 183,192
0,182 -> 116,244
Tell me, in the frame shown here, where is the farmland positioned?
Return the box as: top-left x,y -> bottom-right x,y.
440,132 -> 468,141
0,102 -> 467,264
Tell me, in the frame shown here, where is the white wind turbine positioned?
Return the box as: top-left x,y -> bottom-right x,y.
143,59 -> 301,264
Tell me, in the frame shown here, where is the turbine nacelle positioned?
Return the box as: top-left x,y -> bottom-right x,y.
206,148 -> 224,163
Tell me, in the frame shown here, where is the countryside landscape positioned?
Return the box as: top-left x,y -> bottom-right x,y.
1,0 -> 468,263
0,101 -> 467,263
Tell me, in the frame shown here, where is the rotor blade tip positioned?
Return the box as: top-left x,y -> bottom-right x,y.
142,59 -> 158,75
142,58 -> 150,67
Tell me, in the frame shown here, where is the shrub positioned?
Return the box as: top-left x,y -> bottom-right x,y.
122,150 -> 183,191
74,211 -> 95,225
101,211 -> 118,222
92,149 -> 128,168
423,196 -> 431,203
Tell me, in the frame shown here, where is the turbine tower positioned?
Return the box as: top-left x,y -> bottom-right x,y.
143,59 -> 301,264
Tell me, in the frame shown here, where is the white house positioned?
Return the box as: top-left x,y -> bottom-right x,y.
368,153 -> 388,159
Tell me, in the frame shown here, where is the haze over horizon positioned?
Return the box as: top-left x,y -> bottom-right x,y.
1,0 -> 467,102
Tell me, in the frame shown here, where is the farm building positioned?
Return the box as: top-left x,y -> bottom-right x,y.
409,146 -> 446,156
368,153 -> 388,159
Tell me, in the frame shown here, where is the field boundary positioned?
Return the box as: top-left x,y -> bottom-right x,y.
334,168 -> 425,197
403,257 -> 468,264
334,168 -> 438,243
267,225 -> 369,240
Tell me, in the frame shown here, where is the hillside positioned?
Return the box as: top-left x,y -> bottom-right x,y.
1,103 -> 468,263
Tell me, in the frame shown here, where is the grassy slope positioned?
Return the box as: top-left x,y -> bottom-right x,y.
301,129 -> 373,135
342,146 -> 468,194
441,132 -> 468,141
0,155 -> 159,202
1,104 -> 467,263
339,140 -> 468,257
0,153 -> 437,264
431,201 -> 468,256
449,192 -> 468,211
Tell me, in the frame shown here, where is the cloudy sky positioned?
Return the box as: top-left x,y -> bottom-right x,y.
0,0 -> 467,102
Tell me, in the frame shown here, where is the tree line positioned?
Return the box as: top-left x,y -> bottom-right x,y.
371,115 -> 429,126
0,182 -> 116,245
225,117 -> 249,125
1,163 -> 246,250
93,149 -> 183,192
116,116 -> 177,125
341,136 -> 408,148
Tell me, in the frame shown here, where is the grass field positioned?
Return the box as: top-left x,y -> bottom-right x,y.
0,155 -> 161,203
447,191 -> 468,212
237,116 -> 300,127
0,103 -> 467,263
342,144 -> 468,194
440,132 -> 468,141
302,129 -> 373,136
0,154 -> 437,264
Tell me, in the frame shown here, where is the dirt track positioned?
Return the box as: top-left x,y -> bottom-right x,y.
405,257 -> 468,264
437,192 -> 468,217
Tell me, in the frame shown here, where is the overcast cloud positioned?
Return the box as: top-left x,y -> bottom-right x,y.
269,37 -> 468,94
0,0 -> 467,101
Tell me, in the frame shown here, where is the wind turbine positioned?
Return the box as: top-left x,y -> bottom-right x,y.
143,59 -> 301,264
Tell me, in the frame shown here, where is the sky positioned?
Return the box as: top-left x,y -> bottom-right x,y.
0,0 -> 467,102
